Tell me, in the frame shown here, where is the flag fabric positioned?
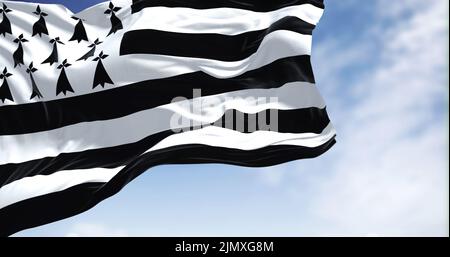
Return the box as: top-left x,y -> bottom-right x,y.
0,0 -> 335,236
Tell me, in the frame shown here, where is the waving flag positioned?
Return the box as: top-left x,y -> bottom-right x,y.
0,0 -> 335,236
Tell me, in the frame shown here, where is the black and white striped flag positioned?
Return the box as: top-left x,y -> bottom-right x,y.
0,0 -> 335,236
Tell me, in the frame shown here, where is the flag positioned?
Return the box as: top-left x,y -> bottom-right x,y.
0,0 -> 335,236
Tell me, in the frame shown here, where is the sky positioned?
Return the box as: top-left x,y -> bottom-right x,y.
10,0 -> 449,236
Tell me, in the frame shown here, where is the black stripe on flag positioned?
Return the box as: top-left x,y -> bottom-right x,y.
0,55 -> 315,136
0,107 -> 331,187
120,16 -> 314,61
131,0 -> 325,13
0,137 -> 336,237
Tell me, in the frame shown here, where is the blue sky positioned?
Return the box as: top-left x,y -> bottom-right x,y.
12,0 -> 449,236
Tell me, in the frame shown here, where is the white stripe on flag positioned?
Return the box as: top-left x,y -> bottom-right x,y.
129,5 -> 323,34
0,82 -> 324,165
145,123 -> 336,154
0,166 -> 123,209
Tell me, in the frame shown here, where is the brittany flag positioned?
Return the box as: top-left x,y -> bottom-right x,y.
0,0 -> 335,236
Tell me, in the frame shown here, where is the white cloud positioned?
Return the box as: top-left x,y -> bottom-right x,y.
65,223 -> 128,237
258,0 -> 449,236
